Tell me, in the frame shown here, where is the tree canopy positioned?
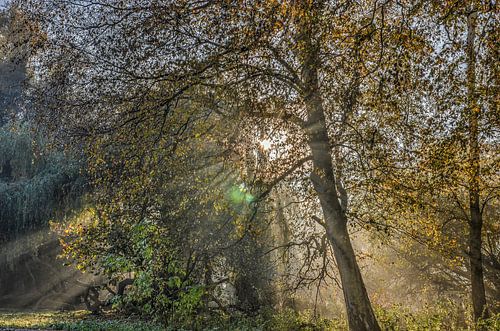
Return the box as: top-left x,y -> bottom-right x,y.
3,0 -> 499,329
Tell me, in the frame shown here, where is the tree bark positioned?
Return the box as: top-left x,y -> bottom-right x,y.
466,8 -> 489,323
305,95 -> 380,331
299,21 -> 380,331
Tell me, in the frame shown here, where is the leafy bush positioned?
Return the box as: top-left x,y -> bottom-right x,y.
477,313 -> 500,331
51,319 -> 165,331
55,211 -> 206,326
374,301 -> 500,331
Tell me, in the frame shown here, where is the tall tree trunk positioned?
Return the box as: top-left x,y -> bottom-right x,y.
292,3 -> 379,329
305,93 -> 380,331
466,8 -> 488,323
300,30 -> 380,331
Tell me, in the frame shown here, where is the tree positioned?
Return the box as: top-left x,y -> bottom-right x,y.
17,1 -> 448,329
359,0 -> 499,322
0,6 -> 87,309
0,5 -> 84,244
416,1 -> 498,321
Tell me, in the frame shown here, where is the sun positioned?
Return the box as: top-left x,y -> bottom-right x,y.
260,139 -> 272,150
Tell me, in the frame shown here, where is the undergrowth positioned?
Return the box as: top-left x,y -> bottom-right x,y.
0,305 -> 498,330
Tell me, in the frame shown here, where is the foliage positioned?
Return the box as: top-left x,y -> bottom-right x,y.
0,8 -> 25,126
54,207 -> 207,325
0,122 -> 85,243
478,313 -> 500,331
15,1 -> 434,327
4,0 -> 499,329
358,1 -> 500,314
375,302 -> 470,331
53,122 -> 275,324
0,11 -> 85,243
2,306 -> 500,331
51,318 -> 166,331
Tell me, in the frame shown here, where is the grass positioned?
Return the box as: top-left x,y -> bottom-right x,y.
0,310 -> 164,331
0,308 -> 498,330
0,310 -> 87,329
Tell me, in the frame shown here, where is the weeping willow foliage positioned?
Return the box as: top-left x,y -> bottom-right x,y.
0,122 -> 85,243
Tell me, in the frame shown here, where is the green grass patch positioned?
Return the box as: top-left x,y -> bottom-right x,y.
0,310 -> 88,329
0,310 -> 164,331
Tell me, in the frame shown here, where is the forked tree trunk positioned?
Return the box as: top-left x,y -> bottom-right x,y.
466,8 -> 489,323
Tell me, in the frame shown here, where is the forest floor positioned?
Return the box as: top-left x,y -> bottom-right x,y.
0,310 -> 164,331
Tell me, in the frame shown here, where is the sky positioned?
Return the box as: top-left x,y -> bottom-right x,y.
0,0 -> 8,10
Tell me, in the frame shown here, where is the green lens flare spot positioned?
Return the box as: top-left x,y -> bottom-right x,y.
229,184 -> 254,205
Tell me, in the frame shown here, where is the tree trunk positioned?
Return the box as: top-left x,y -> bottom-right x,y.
301,40 -> 380,331
305,96 -> 380,331
466,8 -> 488,323
294,4 -> 379,329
